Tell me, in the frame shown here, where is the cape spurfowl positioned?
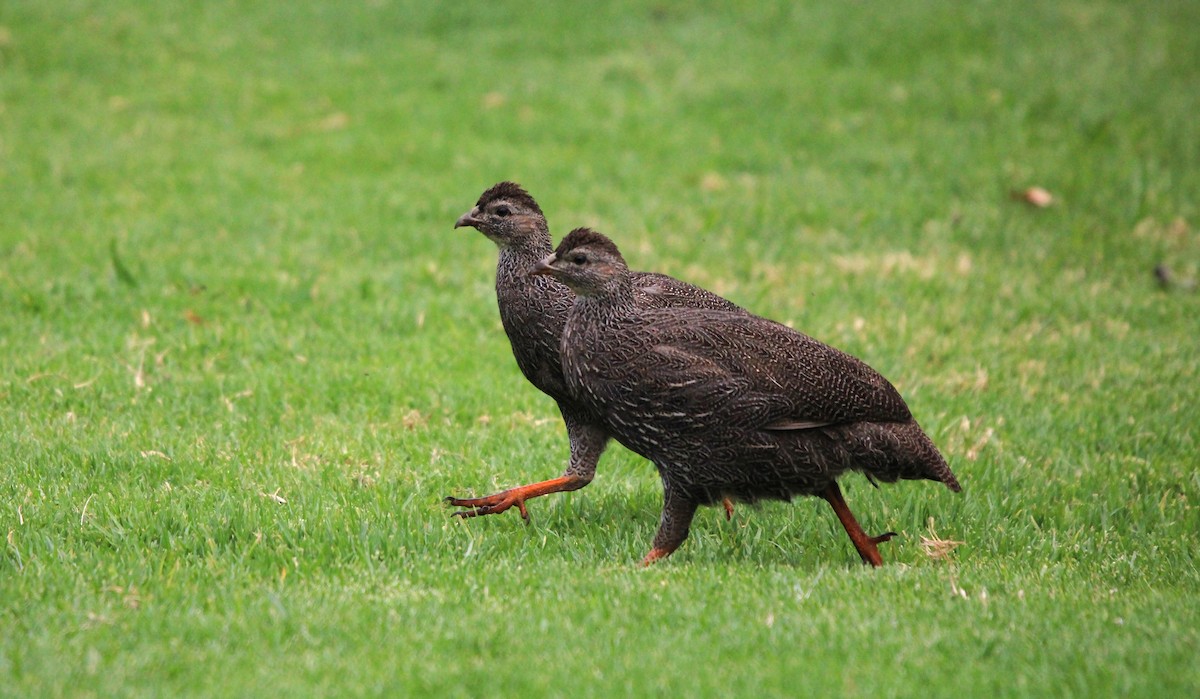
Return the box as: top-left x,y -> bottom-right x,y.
445,183 -> 741,521
532,227 -> 960,566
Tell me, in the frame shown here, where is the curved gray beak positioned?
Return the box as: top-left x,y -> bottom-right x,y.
454,207 -> 482,229
529,255 -> 556,277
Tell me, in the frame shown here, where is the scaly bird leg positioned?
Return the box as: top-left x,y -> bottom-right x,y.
447,416 -> 606,522
445,475 -> 591,522
820,481 -> 897,567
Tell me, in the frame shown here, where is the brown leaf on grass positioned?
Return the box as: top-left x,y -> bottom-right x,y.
1011,186 -> 1053,208
184,309 -> 205,325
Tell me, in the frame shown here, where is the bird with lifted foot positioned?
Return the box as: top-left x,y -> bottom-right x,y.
445,183 -> 742,523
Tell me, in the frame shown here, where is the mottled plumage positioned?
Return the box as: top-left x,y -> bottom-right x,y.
536,228 -> 960,566
445,183 -> 741,520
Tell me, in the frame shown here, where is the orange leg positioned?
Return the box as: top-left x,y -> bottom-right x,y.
445,475 -> 590,522
722,498 -> 735,521
640,546 -> 674,566
820,481 -> 897,567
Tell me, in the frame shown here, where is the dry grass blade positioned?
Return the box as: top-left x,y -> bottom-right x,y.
920,517 -> 965,560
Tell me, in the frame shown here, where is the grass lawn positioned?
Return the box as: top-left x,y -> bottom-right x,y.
2,1 -> 1198,696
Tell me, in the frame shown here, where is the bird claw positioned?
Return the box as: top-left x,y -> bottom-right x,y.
640,547 -> 672,567
870,531 -> 898,545
445,491 -> 532,523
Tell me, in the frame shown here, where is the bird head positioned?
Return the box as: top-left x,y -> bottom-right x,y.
531,227 -> 629,296
454,181 -> 549,249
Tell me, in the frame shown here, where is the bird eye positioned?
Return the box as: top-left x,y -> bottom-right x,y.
571,253 -> 587,265
495,205 -> 511,217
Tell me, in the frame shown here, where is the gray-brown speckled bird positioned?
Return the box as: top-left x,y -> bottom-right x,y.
445,183 -> 742,521
532,227 -> 960,566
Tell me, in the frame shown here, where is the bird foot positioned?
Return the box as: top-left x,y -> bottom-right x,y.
820,481 -> 900,568
722,498 -> 735,521
444,475 -> 590,523
444,489 -> 531,522
640,547 -> 674,567
856,532 -> 899,567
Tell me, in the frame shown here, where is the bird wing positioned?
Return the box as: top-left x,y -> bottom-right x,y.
633,308 -> 913,428
631,272 -> 742,312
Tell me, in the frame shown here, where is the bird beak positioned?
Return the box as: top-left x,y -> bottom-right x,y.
454,207 -> 482,229
529,255 -> 556,277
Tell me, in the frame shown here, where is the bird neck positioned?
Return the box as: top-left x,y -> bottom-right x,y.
575,274 -> 636,317
495,230 -> 553,282
494,220 -> 553,256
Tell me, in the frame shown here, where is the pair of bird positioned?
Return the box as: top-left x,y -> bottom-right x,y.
446,182 -> 960,566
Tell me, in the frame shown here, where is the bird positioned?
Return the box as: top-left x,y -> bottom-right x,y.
445,182 -> 742,522
531,227 -> 961,566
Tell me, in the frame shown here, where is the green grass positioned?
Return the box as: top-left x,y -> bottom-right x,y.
2,0 -> 1198,696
